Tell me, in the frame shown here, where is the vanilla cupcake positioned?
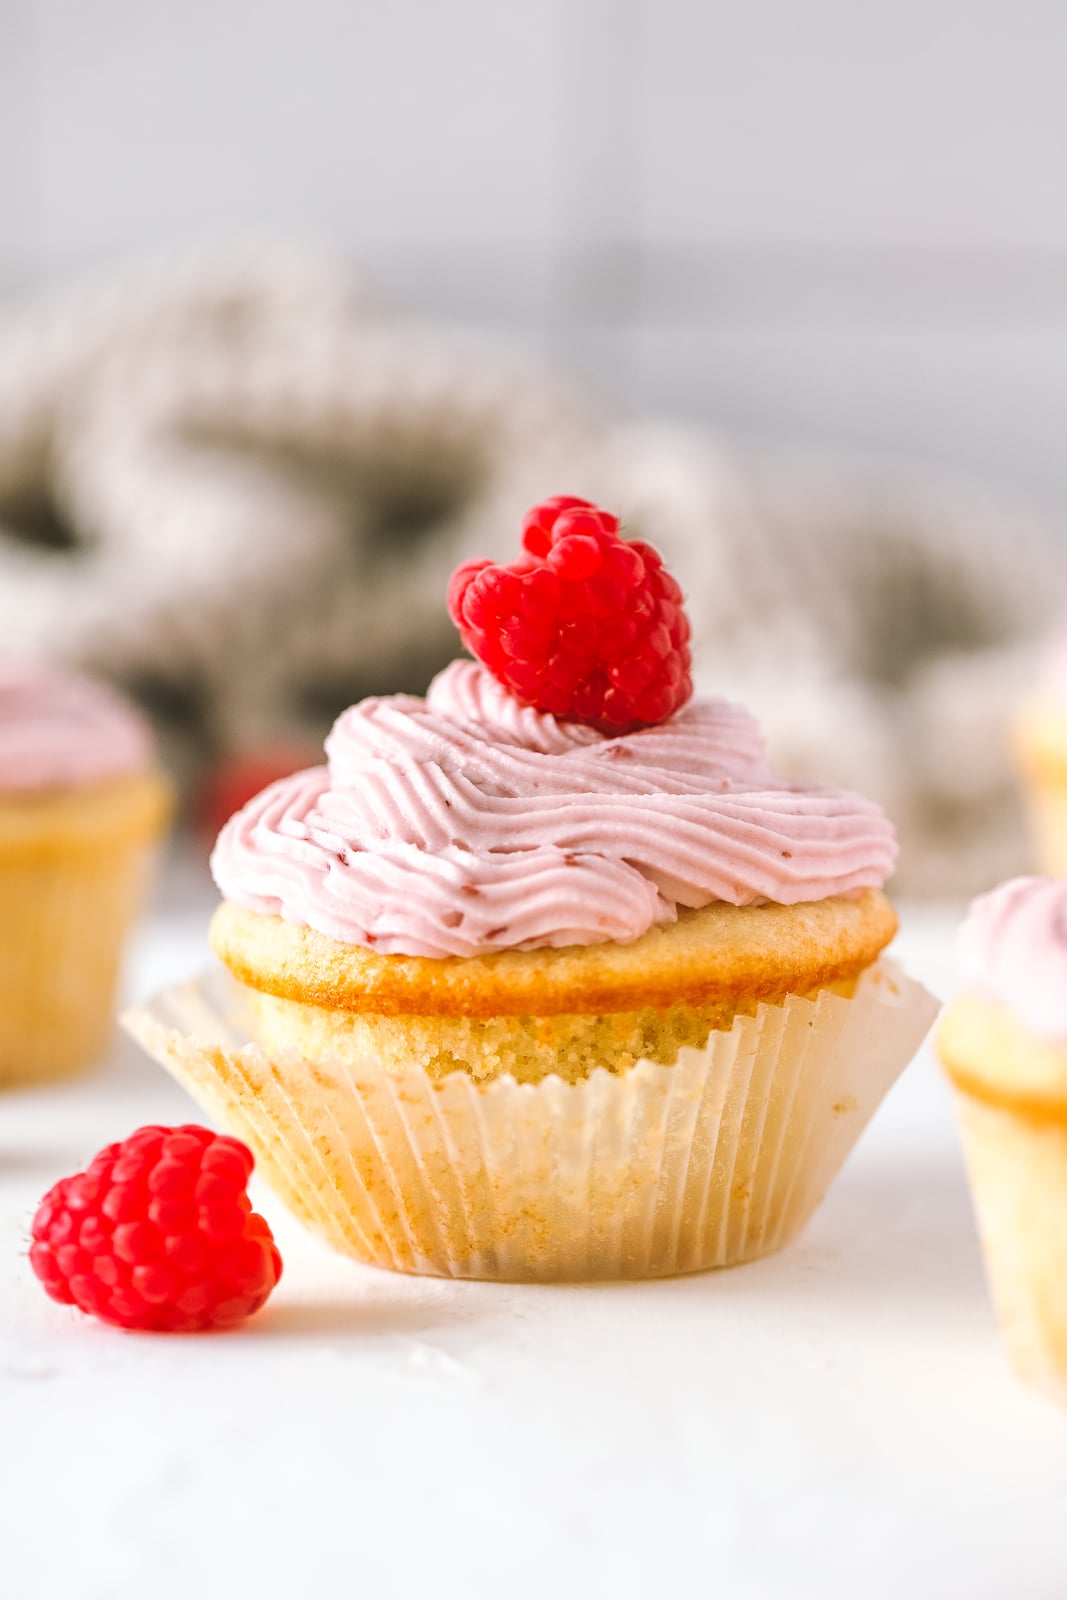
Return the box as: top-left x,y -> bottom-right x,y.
939,877 -> 1067,1400
0,664 -> 171,1083
1016,641 -> 1067,876
127,496 -> 936,1280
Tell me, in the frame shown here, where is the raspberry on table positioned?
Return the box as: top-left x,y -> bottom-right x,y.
29,1124 -> 282,1333
447,495 -> 693,733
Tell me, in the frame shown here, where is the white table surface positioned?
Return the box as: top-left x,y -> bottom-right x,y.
3,875 -> 1065,1600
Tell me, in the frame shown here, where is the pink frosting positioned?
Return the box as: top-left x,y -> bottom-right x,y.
0,663 -> 153,794
958,877 -> 1067,1041
211,660 -> 897,959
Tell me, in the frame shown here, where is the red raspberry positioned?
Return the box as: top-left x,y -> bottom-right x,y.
29,1125 -> 282,1333
447,495 -> 692,732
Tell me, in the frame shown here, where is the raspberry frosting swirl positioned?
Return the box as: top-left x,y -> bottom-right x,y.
958,877 -> 1067,1041
211,660 -> 896,959
0,662 -> 153,794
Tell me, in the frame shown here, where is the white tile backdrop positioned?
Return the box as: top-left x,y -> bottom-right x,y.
3,0 -> 1067,501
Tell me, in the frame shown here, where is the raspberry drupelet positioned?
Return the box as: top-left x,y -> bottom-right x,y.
30,1124 -> 282,1332
448,495 -> 692,734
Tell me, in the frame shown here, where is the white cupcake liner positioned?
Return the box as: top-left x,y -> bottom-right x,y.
0,838 -> 158,1084
123,961 -> 937,1281
952,1088 -> 1067,1401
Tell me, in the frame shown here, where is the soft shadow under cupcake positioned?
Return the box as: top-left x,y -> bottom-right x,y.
650,1149 -> 988,1313
246,1295 -> 467,1341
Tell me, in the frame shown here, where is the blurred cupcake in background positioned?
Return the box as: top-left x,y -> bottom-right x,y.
0,664 -> 172,1085
1016,639 -> 1067,876
938,878 -> 1067,1401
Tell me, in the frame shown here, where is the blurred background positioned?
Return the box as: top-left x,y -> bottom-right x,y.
3,0 -> 1067,894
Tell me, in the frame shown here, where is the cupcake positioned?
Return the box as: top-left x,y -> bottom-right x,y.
938,877 -> 1067,1399
127,496 -> 937,1280
0,663 -> 171,1084
1016,641 -> 1067,876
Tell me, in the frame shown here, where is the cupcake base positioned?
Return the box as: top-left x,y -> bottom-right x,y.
952,1090 -> 1067,1401
0,770 -> 171,1084
125,960 -> 936,1282
940,994 -> 1067,1400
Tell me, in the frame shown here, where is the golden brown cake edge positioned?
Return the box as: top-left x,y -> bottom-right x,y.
210,889 -> 898,1018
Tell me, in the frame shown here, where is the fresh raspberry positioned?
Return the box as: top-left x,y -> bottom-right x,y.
447,495 -> 692,732
29,1125 -> 282,1333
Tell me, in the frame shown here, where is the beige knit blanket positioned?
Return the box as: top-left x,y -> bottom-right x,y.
0,245 -> 1061,895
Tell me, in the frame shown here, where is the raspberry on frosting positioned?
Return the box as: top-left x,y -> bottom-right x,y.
209,496 -> 897,961
30,1124 -> 282,1332
211,657 -> 898,960
447,496 -> 692,734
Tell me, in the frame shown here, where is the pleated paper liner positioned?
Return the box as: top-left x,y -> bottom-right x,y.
0,839 -> 157,1085
124,960 -> 937,1282
952,1089 -> 1067,1401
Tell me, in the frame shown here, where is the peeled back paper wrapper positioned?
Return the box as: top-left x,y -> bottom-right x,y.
124,960 -> 937,1282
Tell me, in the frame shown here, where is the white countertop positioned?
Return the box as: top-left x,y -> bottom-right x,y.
3,884 -> 1065,1600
